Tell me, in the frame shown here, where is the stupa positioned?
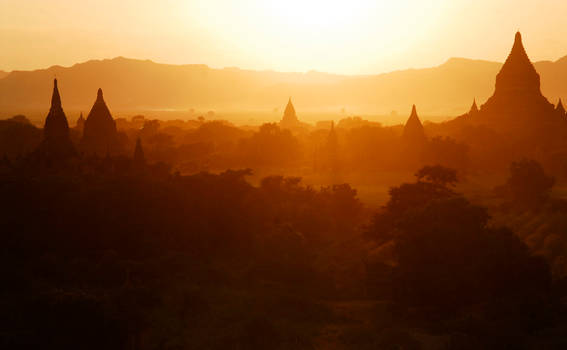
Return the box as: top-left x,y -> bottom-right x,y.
81,88 -> 119,156
402,105 -> 426,145
37,79 -> 76,159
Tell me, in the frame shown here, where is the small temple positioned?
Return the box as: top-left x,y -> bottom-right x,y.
36,79 -> 76,159
402,105 -> 426,145
279,98 -> 301,129
76,112 -> 85,132
468,99 -> 479,116
556,99 -> 566,118
81,88 -> 119,156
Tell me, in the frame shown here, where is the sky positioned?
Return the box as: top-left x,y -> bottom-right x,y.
2,0 -> 567,74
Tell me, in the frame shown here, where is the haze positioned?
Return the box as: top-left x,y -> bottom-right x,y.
3,0 -> 567,74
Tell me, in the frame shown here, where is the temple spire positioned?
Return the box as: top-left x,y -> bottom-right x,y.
51,78 -> 62,109
38,78 -> 76,159
494,31 -> 540,95
402,104 -> 426,145
280,97 -> 301,128
81,87 -> 119,156
556,98 -> 566,117
469,98 -> 479,115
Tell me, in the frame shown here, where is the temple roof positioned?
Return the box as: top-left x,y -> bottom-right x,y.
39,79 -> 75,158
494,32 -> 541,94
280,97 -> 302,129
469,99 -> 479,114
44,79 -> 70,139
402,105 -> 426,144
557,98 -> 566,116
82,88 -> 118,155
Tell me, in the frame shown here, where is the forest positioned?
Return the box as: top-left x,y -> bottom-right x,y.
2,29 -> 567,349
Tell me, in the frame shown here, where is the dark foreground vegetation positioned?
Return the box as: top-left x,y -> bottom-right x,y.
1,158 -> 567,350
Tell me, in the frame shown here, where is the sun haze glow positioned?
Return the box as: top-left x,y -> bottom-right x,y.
2,0 -> 567,74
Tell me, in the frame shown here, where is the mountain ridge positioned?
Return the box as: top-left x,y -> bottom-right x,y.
1,55 -> 567,123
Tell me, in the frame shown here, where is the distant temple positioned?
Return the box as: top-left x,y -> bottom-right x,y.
402,105 -> 426,145
279,98 -> 302,129
475,32 -> 557,125
468,99 -> 479,117
36,79 -> 76,159
76,112 -> 85,132
556,99 -> 566,118
81,88 -> 120,156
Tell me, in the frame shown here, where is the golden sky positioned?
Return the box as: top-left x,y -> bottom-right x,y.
2,0 -> 567,74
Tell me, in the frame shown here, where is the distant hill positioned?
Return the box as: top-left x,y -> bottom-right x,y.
1,56 -> 567,124
0,71 -> 8,80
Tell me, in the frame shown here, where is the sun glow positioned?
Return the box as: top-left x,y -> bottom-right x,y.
184,0 -> 450,73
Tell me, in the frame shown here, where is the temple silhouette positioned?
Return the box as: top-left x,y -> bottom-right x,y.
447,32 -> 567,155
402,104 -> 426,146
81,88 -> 120,156
75,112 -> 85,132
35,79 -> 76,159
476,32 -> 557,125
279,98 -> 309,130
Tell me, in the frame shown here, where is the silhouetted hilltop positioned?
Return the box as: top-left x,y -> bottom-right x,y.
2,53 -> 567,120
0,71 -> 8,80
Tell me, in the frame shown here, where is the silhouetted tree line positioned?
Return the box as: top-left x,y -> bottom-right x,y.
0,161 -> 365,349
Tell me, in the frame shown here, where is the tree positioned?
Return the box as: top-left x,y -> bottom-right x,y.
502,158 -> 555,207
366,166 -> 551,311
415,164 -> 458,187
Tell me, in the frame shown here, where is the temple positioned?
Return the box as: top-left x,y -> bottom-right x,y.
556,99 -> 566,118
402,105 -> 426,145
81,88 -> 119,156
76,112 -> 85,132
37,79 -> 76,159
475,32 -> 557,125
279,98 -> 301,129
468,99 -> 479,116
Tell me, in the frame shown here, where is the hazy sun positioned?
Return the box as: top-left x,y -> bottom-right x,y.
185,0 -> 450,73
262,1 -> 373,30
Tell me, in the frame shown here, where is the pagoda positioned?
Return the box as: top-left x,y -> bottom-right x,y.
279,98 -> 301,129
81,88 -> 119,156
402,105 -> 426,146
37,79 -> 76,159
476,32 -> 557,125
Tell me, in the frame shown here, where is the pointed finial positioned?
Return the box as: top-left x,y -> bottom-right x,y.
411,104 -> 417,116
97,88 -> 103,99
51,78 -> 62,108
470,98 -> 479,112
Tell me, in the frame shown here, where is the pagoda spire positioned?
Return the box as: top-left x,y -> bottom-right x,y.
469,98 -> 479,115
81,87 -> 119,156
402,104 -> 426,145
280,97 -> 300,128
494,31 -> 540,95
51,78 -> 62,109
38,79 -> 76,159
556,98 -> 566,117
